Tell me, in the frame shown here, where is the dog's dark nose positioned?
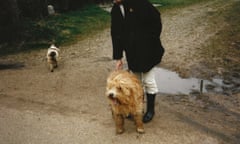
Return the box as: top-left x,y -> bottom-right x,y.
109,93 -> 114,98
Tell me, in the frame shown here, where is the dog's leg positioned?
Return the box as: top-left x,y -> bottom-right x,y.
114,114 -> 124,134
134,113 -> 145,134
54,60 -> 58,68
55,62 -> 58,68
50,64 -> 54,72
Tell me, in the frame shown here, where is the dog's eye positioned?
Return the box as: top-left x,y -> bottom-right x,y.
117,86 -> 122,91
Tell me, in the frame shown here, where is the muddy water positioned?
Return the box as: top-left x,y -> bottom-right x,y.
154,68 -> 239,95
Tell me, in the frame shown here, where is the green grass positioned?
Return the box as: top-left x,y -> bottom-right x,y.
25,4 -> 110,47
0,4 -> 110,56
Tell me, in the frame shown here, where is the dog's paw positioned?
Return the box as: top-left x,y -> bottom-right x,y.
137,128 -> 145,134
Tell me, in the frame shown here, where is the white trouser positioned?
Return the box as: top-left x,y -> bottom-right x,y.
133,67 -> 158,94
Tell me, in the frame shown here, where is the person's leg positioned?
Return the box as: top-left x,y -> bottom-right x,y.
141,68 -> 158,123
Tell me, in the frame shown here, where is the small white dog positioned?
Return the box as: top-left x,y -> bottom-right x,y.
46,44 -> 60,72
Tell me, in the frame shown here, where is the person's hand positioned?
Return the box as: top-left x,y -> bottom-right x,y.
114,0 -> 123,4
115,59 -> 123,70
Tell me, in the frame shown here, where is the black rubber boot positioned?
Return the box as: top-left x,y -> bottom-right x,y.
143,93 -> 156,123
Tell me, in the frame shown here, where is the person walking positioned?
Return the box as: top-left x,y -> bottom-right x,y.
110,0 -> 164,123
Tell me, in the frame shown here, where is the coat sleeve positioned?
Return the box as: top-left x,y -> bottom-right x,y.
141,0 -> 162,37
150,6 -> 162,37
111,4 -> 124,60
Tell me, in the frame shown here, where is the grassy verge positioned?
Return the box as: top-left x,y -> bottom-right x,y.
0,4 -> 110,56
34,4 -> 110,45
150,0 -> 209,9
201,1 -> 240,73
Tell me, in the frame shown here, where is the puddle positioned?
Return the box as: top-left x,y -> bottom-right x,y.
154,68 -> 239,95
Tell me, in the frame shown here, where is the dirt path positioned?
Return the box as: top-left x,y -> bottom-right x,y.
0,0 -> 239,144
160,0 -> 235,78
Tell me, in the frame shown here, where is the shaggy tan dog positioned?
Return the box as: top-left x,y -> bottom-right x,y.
106,70 -> 144,134
46,44 -> 60,72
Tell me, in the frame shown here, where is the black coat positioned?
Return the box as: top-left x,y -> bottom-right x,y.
111,0 -> 165,72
